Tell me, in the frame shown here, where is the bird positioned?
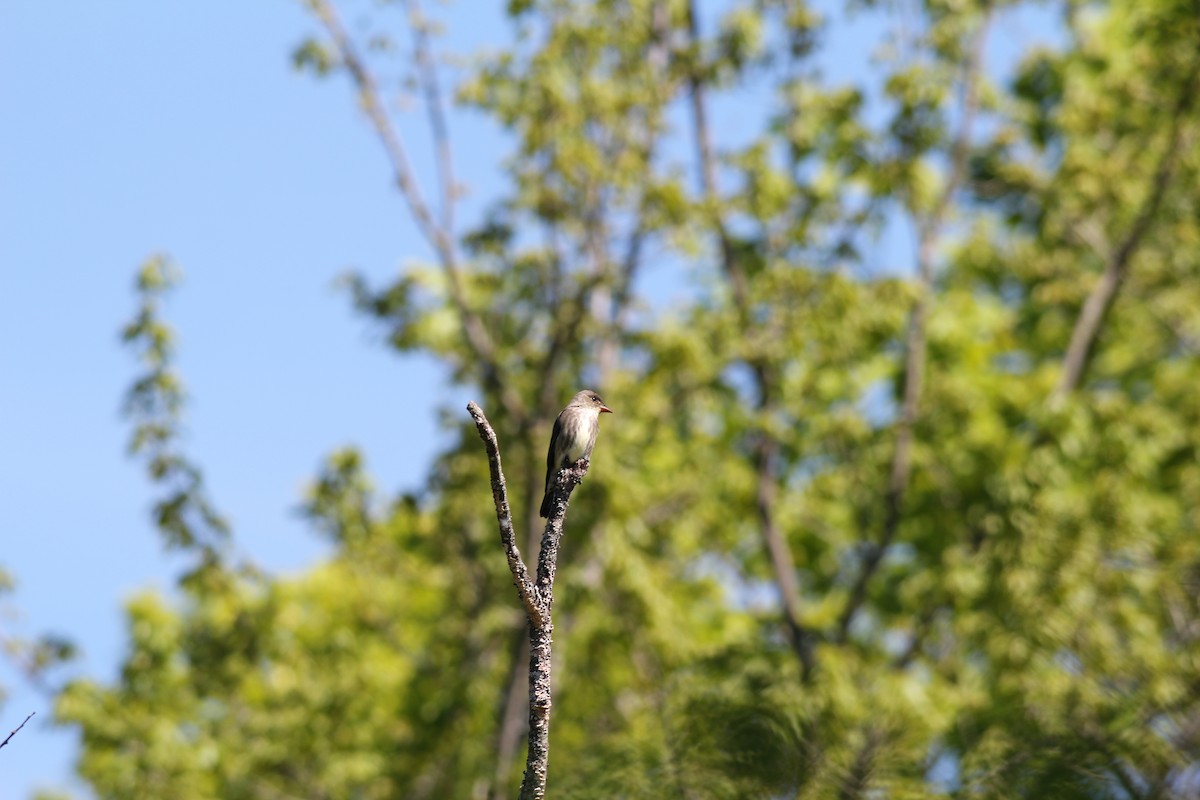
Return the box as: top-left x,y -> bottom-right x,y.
539,390 -> 613,517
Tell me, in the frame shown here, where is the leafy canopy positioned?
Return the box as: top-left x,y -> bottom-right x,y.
54,0 -> 1200,798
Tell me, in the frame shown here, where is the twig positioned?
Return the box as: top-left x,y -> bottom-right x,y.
404,0 -> 456,238
0,712 -> 34,751
468,402 -> 544,627
467,402 -> 591,800
312,0 -> 444,267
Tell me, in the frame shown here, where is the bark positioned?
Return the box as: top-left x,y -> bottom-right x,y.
468,402 -> 591,800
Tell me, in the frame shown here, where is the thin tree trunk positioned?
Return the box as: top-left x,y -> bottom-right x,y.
1055,75 -> 1197,397
685,0 -> 814,676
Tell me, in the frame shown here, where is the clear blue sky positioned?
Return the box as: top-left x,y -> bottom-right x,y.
0,3 -> 511,795
0,3 -> 1057,796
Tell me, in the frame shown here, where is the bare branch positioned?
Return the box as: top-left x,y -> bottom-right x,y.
1055,76 -> 1198,397
521,619 -> 553,800
311,0 -> 443,259
404,0 -> 456,237
685,0 -> 748,308
533,460 -> 590,613
0,712 -> 34,751
519,456 -> 589,800
492,11 -> 671,782
468,402 -> 592,800
838,16 -> 990,641
467,402 -> 544,627
311,1 -> 526,423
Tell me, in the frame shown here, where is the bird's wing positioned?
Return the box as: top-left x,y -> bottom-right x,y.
540,415 -> 566,518
545,415 -> 564,478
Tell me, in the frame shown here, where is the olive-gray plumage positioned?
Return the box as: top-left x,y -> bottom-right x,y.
539,390 -> 613,517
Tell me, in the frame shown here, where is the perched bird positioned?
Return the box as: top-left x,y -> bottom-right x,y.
539,390 -> 613,517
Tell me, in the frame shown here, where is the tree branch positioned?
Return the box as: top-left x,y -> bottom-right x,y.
518,456 -> 589,800
404,0 -> 456,238
490,10 -> 670,782
685,0 -> 815,676
0,712 -> 34,751
1054,75 -> 1198,397
467,402 -> 591,800
685,0 -> 748,308
753,389 -> 816,675
595,218 -> 646,381
312,1 -> 527,424
837,16 -> 990,642
468,402 -> 543,627
312,0 -> 445,267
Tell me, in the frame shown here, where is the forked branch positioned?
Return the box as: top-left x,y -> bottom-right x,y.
468,402 -> 543,627
467,401 -> 591,800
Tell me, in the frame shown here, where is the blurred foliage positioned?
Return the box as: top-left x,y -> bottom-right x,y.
54,0 -> 1200,798
120,256 -> 229,561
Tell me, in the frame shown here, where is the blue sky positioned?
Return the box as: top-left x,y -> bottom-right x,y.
0,3 -> 1059,796
0,3 -> 513,794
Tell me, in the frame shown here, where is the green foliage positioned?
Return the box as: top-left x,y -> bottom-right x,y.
56,0 -> 1200,798
120,256 -> 229,558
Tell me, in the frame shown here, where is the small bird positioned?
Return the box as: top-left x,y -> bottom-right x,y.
539,390 -> 613,517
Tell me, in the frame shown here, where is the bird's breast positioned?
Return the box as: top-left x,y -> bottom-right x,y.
561,410 -> 599,462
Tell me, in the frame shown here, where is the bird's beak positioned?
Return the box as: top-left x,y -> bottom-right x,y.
600,404 -> 613,414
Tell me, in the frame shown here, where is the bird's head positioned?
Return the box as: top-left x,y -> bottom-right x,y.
573,389 -> 613,414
